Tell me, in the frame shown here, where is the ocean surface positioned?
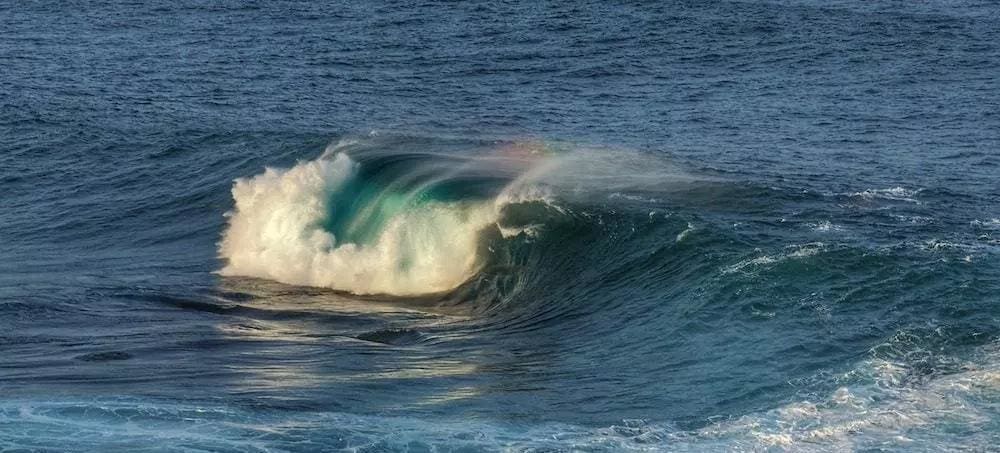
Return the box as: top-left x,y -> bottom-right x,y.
2,1 -> 999,451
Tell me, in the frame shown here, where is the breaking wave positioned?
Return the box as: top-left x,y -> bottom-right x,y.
218,140 -> 554,295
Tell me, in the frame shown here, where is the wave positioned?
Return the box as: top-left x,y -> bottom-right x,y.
218,136 -> 700,297
218,139 -> 552,295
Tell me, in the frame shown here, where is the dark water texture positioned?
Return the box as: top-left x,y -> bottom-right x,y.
2,1 -> 999,451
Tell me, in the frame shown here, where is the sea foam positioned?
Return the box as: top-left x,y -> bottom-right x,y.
218,152 -> 499,295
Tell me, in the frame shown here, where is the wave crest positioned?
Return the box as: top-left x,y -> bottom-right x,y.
218,151 -> 504,295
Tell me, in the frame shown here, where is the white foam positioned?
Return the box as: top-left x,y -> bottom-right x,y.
218,153 -> 500,295
918,238 -> 998,256
498,224 -> 543,239
690,348 -> 1000,451
972,218 -> 1000,230
675,223 -> 696,243
849,187 -> 921,203
722,243 -> 825,274
609,192 -> 660,203
891,214 -> 934,224
808,220 -> 842,232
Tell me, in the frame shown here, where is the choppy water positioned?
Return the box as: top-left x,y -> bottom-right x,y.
3,1 -> 999,451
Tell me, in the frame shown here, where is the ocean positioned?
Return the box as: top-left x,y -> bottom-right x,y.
2,1 -> 999,451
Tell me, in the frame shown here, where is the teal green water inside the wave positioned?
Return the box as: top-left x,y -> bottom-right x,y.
2,1 -> 1000,451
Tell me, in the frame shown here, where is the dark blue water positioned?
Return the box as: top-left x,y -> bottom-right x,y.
3,1 -> 999,451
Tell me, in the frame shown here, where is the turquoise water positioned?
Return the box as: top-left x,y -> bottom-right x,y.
2,1 -> 999,451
